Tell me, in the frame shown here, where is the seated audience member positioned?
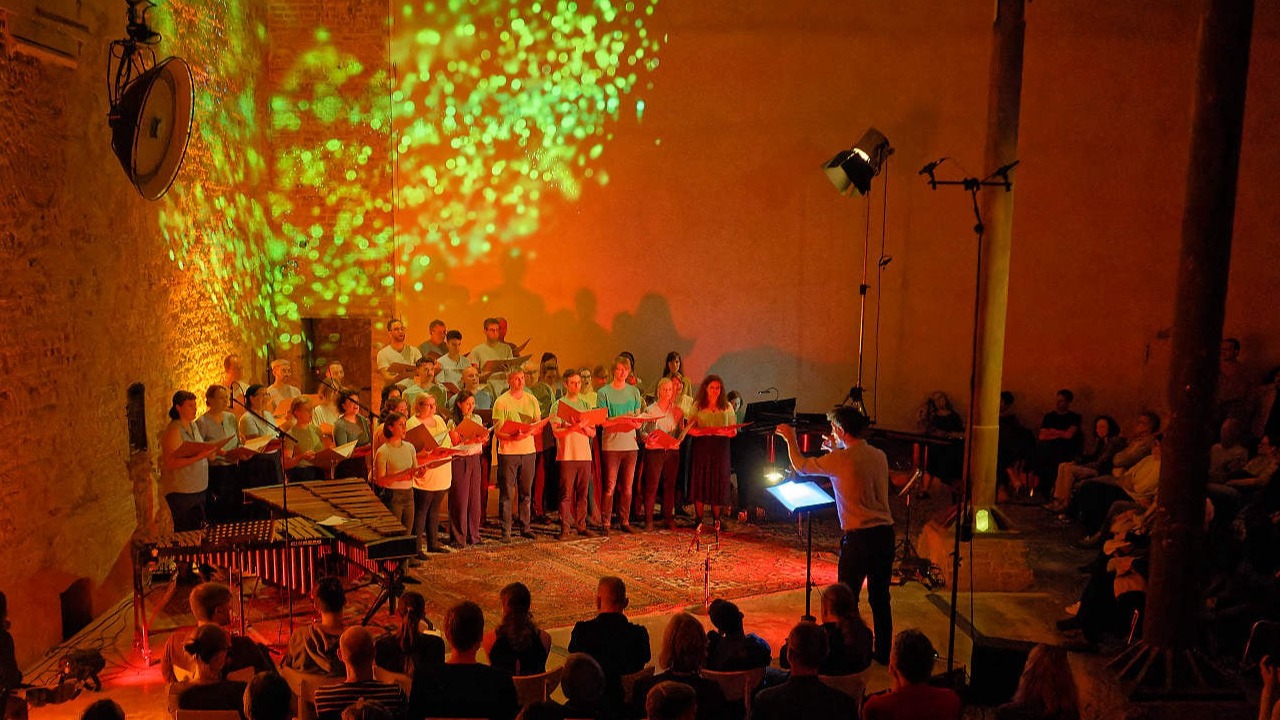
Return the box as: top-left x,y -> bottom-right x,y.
373,591 -> 443,676
568,577 -> 651,713
282,577 -> 347,676
704,599 -> 770,672
752,621 -> 858,720
1075,435 -> 1163,543
1045,415 -> 1125,513
80,700 -> 125,720
313,627 -> 406,720
780,583 -> 872,676
995,644 -> 1079,720
1226,434 -> 1280,492
171,625 -> 249,717
997,391 -> 1036,498
1209,418 -> 1250,485
559,652 -> 607,720
162,582 -> 273,682
485,582 -> 553,676
918,392 -> 966,491
341,698 -> 393,720
243,672 -> 292,720
645,681 -> 698,720
1248,366 -> 1280,442
1105,412 -> 1161,477
1215,337 -> 1249,426
862,629 -> 960,720
1030,390 -> 1083,490
517,702 -> 566,720
630,613 -> 724,720
412,601 -> 519,720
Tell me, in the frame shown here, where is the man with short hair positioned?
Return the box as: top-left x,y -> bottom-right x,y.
492,368 -> 542,542
377,318 -> 422,391
777,406 -> 894,663
411,601 -> 518,720
265,359 -> 302,409
469,317 -> 515,395
418,319 -> 448,360
313,627 -> 406,720
324,361 -> 345,389
752,621 -> 858,720
243,672 -> 292,720
568,577 -> 651,714
161,582 -> 274,682
553,369 -> 597,538
222,353 -> 249,415
403,359 -> 446,412
436,330 -> 470,389
646,681 -> 697,720
861,629 -> 961,720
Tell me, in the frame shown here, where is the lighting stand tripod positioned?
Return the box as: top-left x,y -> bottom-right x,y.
892,466 -> 944,590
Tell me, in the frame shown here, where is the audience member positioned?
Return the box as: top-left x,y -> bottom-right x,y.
997,391 -> 1036,498
282,577 -> 347,676
559,652 -> 607,720
1216,338 -> 1250,425
1248,367 -> 1280,442
373,591 -> 444,676
170,625 -> 249,717
568,577 -> 651,714
630,613 -> 724,720
411,601 -> 519,720
161,582 -> 273,682
1030,390 -> 1083,490
340,698 -> 393,720
1209,418 -> 1250,485
994,644 -> 1079,720
243,671 -> 292,720
485,582 -> 553,676
861,629 -> 960,720
314,627 -> 406,720
80,700 -> 125,720
781,583 -> 873,676
1260,655 -> 1280,720
645,681 -> 697,720
918,391 -> 965,489
752,621 -> 858,720
704,599 -> 770,672
1045,416 -> 1126,513
1075,434 -> 1163,543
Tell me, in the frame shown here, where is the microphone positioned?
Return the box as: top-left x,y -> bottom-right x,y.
918,157 -> 947,175
993,160 -> 1020,177
757,386 -> 778,396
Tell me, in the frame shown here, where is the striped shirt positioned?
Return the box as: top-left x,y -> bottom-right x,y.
313,681 -> 406,720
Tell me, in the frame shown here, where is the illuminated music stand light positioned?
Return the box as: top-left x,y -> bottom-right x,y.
765,480 -> 836,621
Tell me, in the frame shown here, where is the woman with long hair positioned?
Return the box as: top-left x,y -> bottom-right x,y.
1045,415 -> 1126,513
656,351 -> 690,399
685,375 -> 738,530
996,644 -> 1080,720
374,590 -> 444,676
484,582 -> 552,676
630,612 -> 725,720
447,390 -> 490,547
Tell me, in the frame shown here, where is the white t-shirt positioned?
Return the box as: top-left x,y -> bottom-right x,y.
798,440 -> 892,531
407,415 -> 452,491
552,396 -> 594,462
377,344 -> 423,389
437,353 -> 471,388
376,441 -> 417,490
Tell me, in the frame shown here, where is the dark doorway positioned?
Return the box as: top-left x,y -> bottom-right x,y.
302,317 -> 374,408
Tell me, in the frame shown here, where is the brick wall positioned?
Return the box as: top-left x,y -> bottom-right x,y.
0,0 -> 273,667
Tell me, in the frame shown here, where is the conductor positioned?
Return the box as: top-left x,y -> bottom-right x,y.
775,406 -> 894,664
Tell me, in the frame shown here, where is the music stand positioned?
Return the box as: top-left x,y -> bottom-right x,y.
765,480 -> 836,621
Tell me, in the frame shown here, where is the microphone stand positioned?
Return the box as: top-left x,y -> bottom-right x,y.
921,159 -> 1017,674
231,393 -> 300,635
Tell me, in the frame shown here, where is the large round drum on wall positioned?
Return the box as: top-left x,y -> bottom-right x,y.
108,55 -> 194,201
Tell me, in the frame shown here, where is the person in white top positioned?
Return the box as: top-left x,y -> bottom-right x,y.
552,370 -> 598,539
447,390 -> 490,548
374,411 -> 419,531
162,390 -> 216,531
492,368 -> 542,542
239,383 -> 285,490
776,406 -> 893,664
377,318 -> 423,390
196,384 -> 243,522
407,394 -> 453,556
437,329 -> 471,389
469,317 -> 515,395
641,378 -> 685,531
265,359 -> 302,410
221,353 -> 250,416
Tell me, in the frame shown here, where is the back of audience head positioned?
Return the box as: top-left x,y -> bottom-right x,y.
445,600 -> 485,653
340,698 -> 392,720
498,582 -> 539,650
646,680 -> 697,720
821,582 -> 867,648
190,582 -> 233,625
596,576 -> 628,613
889,629 -> 937,686
659,612 -> 707,673
314,576 -> 346,614
560,653 -> 605,708
516,701 -> 565,720
339,626 -> 376,672
184,623 -> 230,667
1011,644 -> 1078,718
81,699 -> 125,720
785,621 -> 829,673
707,598 -> 744,637
244,671 -> 291,720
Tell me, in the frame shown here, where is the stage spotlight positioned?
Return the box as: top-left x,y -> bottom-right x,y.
823,127 -> 893,196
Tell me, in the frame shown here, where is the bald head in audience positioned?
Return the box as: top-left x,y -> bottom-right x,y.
596,576 -> 629,613
338,627 -> 376,681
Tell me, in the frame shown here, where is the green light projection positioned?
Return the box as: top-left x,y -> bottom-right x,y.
152,0 -> 278,343
269,0 -> 666,326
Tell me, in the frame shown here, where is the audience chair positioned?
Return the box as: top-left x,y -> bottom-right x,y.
512,665 -> 565,706
818,673 -> 867,703
701,667 -> 765,714
620,665 -> 656,705
373,666 -> 414,697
